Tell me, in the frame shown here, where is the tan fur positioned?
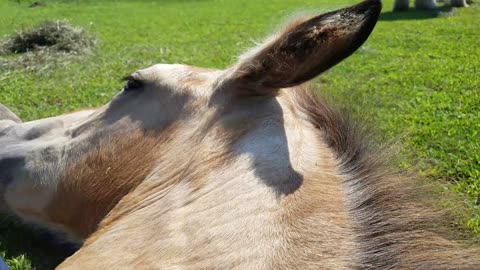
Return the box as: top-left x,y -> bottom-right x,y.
58,85 -> 480,269
275,91 -> 356,269
57,88 -> 358,269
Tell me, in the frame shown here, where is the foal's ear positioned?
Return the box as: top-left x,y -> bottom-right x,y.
230,0 -> 381,95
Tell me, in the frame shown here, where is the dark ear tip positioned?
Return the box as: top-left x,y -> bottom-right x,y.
230,0 -> 384,93
350,0 -> 383,15
345,0 -> 382,55
365,0 -> 382,6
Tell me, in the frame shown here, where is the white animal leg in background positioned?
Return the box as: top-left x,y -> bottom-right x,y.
415,0 -> 437,9
393,0 -> 410,11
451,0 -> 469,7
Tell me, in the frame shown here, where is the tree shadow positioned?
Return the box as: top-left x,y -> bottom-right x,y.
380,6 -> 456,21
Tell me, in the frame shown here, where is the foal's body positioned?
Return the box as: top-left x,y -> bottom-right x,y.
59,88 -> 357,269
0,0 -> 478,269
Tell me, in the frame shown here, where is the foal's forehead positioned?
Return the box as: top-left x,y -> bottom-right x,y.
136,64 -> 221,90
136,64 -> 191,82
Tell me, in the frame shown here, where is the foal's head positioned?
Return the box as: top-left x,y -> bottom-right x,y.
0,0 -> 381,242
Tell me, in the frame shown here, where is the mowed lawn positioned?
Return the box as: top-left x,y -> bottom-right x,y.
0,0 -> 479,269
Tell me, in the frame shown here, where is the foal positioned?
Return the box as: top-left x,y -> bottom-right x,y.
0,0 -> 478,268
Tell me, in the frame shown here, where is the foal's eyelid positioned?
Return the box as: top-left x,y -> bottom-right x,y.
121,75 -> 144,91
121,75 -> 136,82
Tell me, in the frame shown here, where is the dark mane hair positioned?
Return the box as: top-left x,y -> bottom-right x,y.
294,86 -> 480,269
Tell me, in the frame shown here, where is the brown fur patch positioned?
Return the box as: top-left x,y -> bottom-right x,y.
46,127 -> 180,239
82,122 -> 240,245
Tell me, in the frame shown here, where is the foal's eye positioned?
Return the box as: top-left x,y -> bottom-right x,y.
122,75 -> 144,92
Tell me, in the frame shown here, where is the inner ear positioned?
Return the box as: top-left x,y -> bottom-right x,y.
230,0 -> 382,95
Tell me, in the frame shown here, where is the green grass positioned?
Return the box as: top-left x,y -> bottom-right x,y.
0,0 -> 479,269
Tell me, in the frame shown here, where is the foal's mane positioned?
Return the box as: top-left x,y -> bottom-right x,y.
294,86 -> 480,269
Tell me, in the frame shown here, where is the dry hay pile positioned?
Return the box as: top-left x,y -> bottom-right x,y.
0,20 -> 95,70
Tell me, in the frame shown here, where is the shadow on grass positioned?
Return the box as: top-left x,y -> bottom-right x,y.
0,215 -> 78,270
380,6 -> 456,21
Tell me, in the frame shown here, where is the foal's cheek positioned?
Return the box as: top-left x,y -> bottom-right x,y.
4,179 -> 55,222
